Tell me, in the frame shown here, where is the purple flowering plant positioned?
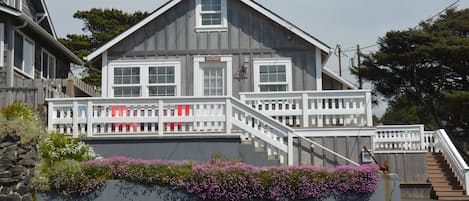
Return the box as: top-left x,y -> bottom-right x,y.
47,157 -> 380,200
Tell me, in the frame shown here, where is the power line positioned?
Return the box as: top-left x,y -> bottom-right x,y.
339,0 -> 460,53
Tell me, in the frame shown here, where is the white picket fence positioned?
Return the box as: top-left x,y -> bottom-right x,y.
240,90 -> 373,128
374,125 -> 430,152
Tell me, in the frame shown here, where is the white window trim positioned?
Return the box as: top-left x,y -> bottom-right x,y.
193,55 -> 232,96
13,30 -> 35,79
0,23 -> 4,67
108,60 -> 181,97
253,58 -> 293,92
195,0 -> 228,32
41,48 -> 56,79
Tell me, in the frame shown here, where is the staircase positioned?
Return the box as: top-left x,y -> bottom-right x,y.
239,140 -> 280,166
428,152 -> 469,200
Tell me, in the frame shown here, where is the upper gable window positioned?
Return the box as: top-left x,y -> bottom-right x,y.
195,0 -> 228,32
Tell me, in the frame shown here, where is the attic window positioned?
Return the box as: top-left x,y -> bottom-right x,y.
195,0 -> 228,32
8,0 -> 21,10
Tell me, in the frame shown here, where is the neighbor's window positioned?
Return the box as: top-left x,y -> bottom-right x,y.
113,67 -> 140,97
196,0 -> 227,31
148,66 -> 176,96
253,59 -> 293,92
14,31 -> 34,78
41,49 -> 56,79
8,0 -> 21,10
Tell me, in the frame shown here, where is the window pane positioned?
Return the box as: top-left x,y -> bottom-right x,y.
14,32 -> 23,69
114,67 -> 139,85
23,39 -> 34,76
149,86 -> 176,96
201,14 -> 222,25
259,65 -> 286,83
203,67 -> 224,96
202,0 -> 221,11
42,52 -> 48,78
114,87 -> 140,97
149,66 -> 175,84
260,85 -> 287,92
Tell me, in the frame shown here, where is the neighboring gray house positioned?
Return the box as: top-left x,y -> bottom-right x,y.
86,0 -> 350,98
0,0 -> 87,106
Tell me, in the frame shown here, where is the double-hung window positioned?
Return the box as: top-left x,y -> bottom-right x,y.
14,31 -> 34,78
148,66 -> 176,96
110,60 -> 181,97
41,49 -> 56,79
253,58 -> 293,92
113,67 -> 141,97
195,0 -> 228,32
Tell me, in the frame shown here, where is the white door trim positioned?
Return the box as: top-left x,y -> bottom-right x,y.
193,55 -> 232,96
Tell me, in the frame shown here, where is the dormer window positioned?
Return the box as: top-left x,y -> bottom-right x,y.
195,0 -> 228,32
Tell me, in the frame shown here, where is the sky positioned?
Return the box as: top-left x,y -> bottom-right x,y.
45,0 -> 469,116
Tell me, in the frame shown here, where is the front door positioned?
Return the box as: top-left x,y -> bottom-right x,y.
193,56 -> 232,96
202,63 -> 225,96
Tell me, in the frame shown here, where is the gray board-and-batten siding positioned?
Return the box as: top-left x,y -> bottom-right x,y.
99,0 -> 326,97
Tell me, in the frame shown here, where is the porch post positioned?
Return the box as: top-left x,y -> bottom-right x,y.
86,101 -> 93,137
302,93 -> 309,128
419,125 -> 425,150
225,98 -> 232,134
47,101 -> 53,132
72,101 -> 79,137
365,91 -> 373,127
288,132 -> 294,166
158,100 -> 164,136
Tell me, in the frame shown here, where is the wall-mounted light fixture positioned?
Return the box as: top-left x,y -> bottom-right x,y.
234,57 -> 249,80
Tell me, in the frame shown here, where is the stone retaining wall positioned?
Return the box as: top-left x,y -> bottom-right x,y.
0,134 -> 38,201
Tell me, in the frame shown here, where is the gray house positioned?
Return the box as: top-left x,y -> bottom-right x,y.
0,0 -> 90,107
86,0 -> 352,98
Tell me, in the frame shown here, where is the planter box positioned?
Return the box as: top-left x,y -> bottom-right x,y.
37,174 -> 400,201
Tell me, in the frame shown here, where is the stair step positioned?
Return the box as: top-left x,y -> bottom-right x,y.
438,197 -> 469,201
433,186 -> 464,191
437,191 -> 467,197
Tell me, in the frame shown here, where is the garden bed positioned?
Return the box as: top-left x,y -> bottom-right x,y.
37,157 -> 382,201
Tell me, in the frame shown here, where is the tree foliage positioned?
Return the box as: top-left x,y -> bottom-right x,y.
59,9 -> 149,86
354,8 -> 469,130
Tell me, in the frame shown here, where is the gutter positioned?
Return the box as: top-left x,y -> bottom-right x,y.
0,5 -> 84,65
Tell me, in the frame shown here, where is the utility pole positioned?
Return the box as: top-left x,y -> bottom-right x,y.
338,45 -> 342,77
357,44 -> 363,89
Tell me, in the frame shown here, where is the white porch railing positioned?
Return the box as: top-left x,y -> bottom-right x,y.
374,125 -> 428,152
239,90 -> 373,128
434,129 -> 469,195
47,96 -> 359,166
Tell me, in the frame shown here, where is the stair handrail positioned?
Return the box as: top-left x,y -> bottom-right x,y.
68,73 -> 101,97
434,129 -> 469,195
231,98 -> 359,166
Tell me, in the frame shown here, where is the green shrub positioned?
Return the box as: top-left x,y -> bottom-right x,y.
0,102 -> 46,143
39,133 -> 97,167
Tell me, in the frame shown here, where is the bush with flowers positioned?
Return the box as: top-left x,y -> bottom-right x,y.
43,157 -> 380,201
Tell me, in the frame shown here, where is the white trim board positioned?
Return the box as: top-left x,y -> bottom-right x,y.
0,23 -> 4,67
86,0 -> 331,62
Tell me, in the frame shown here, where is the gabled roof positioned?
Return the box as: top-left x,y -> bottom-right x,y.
86,0 -> 331,61
322,67 -> 357,89
0,4 -> 84,65
40,0 -> 58,38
